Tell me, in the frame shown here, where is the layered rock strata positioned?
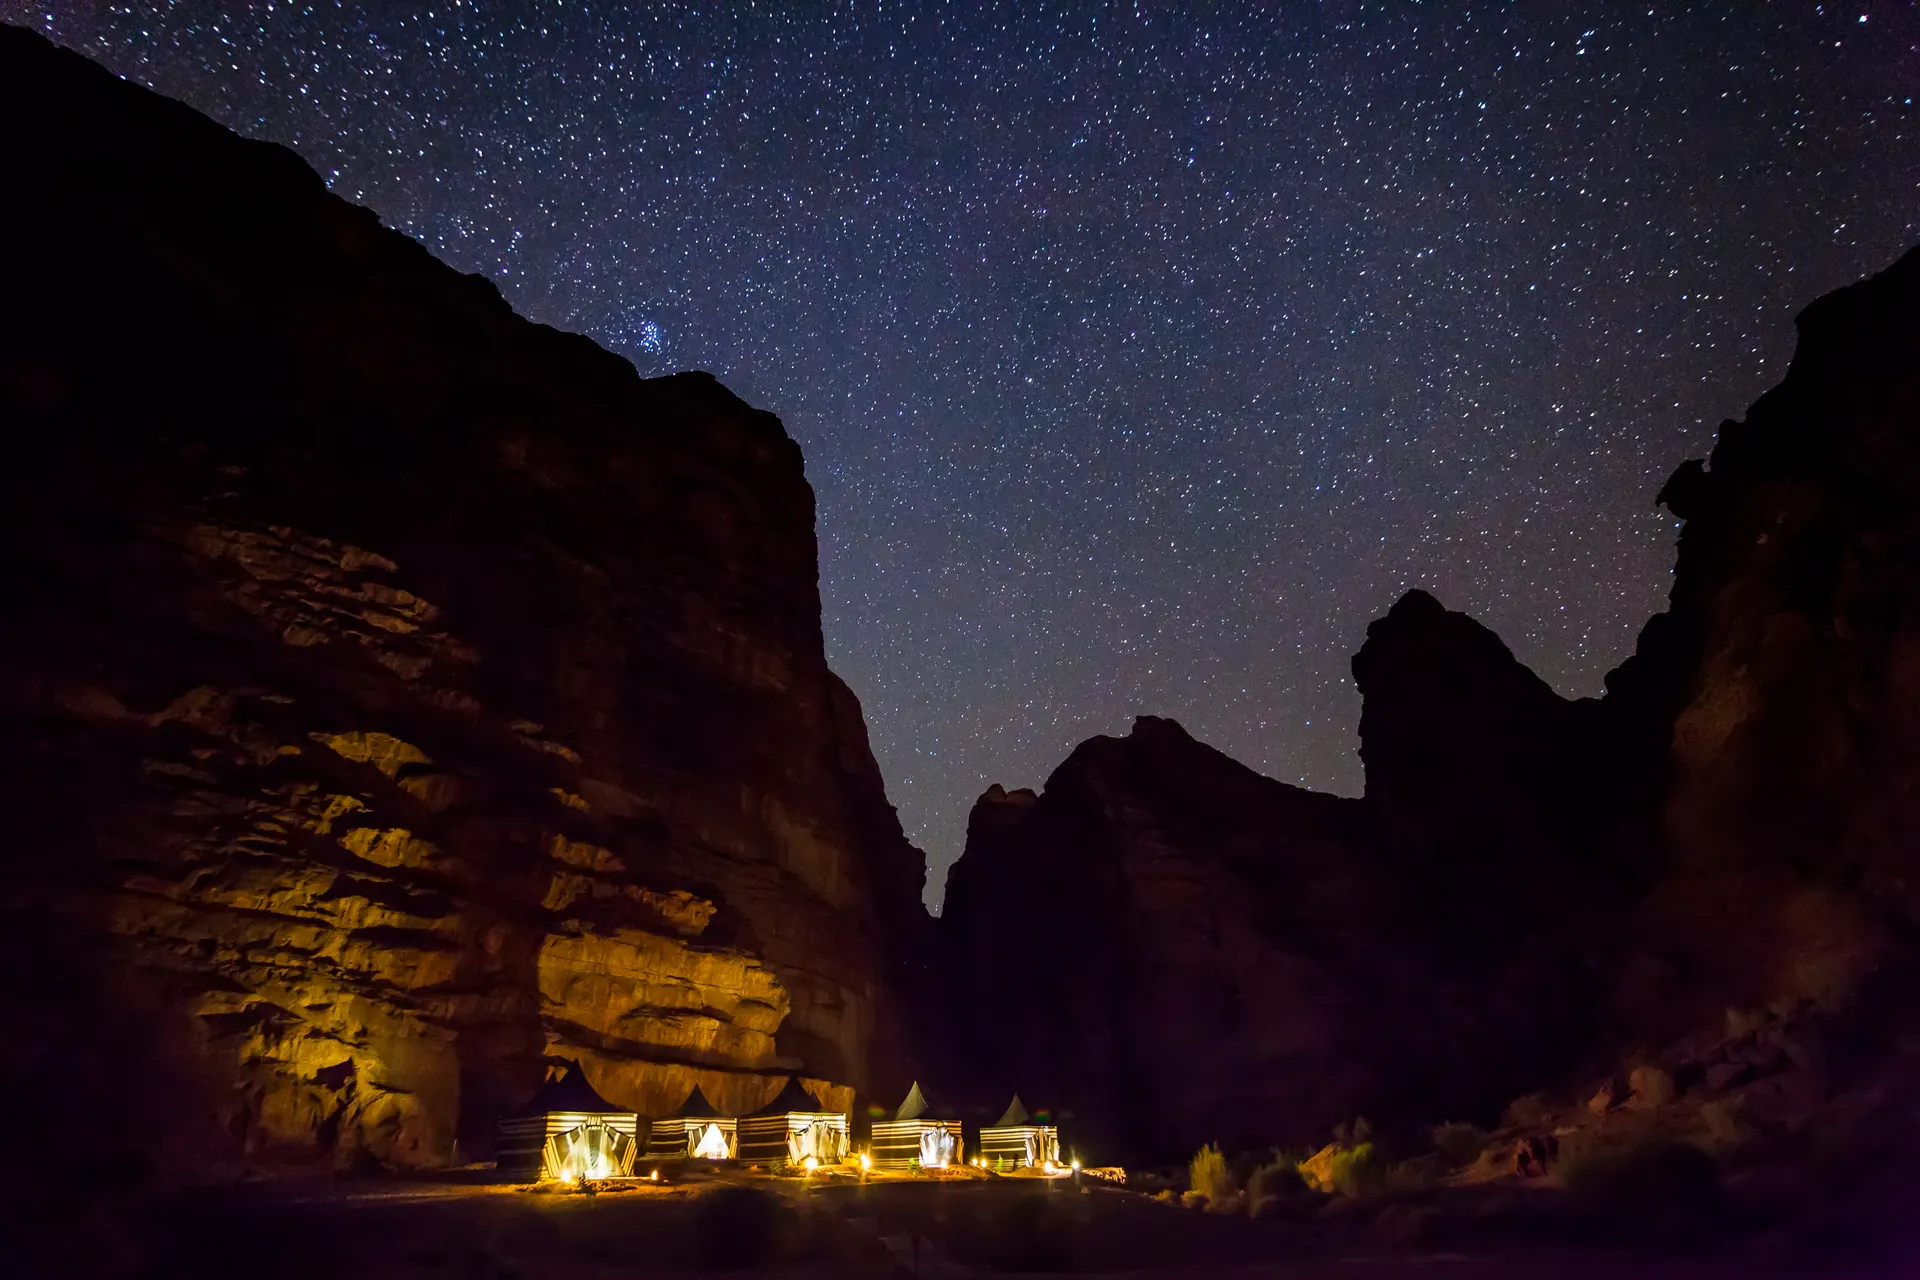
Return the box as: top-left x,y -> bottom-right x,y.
0,25 -> 925,1172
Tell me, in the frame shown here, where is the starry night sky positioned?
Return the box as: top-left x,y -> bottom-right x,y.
12,2 -> 1915,909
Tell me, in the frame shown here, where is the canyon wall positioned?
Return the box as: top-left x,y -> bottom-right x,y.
943,248 -> 1920,1160
0,25 -> 929,1173
1608,245 -> 1920,1042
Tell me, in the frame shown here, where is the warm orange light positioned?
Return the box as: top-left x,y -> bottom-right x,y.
803,1155 -> 819,1171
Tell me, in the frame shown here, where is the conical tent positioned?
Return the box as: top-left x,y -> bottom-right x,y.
737,1076 -> 851,1165
979,1092 -> 1060,1171
991,1095 -> 1030,1128
748,1077 -> 830,1117
647,1084 -> 739,1159
514,1060 -> 625,1116
894,1081 -> 930,1121
495,1061 -> 640,1180
871,1081 -> 962,1170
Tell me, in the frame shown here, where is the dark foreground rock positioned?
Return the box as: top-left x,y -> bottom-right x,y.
0,20 -> 930,1182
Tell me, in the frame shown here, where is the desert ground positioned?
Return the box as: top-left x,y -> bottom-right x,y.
33,1156 -> 1915,1280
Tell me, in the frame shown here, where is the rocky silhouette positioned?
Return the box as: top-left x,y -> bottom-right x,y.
943,247 -> 1920,1157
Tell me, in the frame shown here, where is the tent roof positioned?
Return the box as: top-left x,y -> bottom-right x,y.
893,1081 -> 954,1121
991,1095 -> 1030,1128
749,1077 -> 835,1117
671,1084 -> 730,1119
515,1060 -> 628,1117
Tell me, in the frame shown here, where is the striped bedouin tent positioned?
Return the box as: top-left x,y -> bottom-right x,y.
736,1077 -> 851,1166
977,1095 -> 1060,1170
496,1060 -> 641,1181
870,1081 -> 963,1170
647,1085 -> 739,1160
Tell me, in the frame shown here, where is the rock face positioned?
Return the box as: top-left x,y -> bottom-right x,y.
939,716 -> 1601,1158
945,249 -> 1920,1158
1352,590 -> 1634,968
0,25 -> 928,1174
1609,245 -> 1920,1039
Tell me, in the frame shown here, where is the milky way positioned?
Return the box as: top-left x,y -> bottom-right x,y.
12,2 -> 1915,908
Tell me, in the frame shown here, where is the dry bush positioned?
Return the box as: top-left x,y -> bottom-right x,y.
1331,1116 -> 1374,1146
1300,1141 -> 1383,1197
1246,1158 -> 1306,1218
1187,1143 -> 1233,1206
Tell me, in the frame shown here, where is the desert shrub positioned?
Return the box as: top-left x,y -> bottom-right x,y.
1228,1147 -> 1269,1189
693,1187 -> 780,1270
1179,1190 -> 1208,1209
1301,1142 -> 1383,1197
1187,1143 -> 1233,1205
1561,1138 -> 1723,1237
1501,1092 -> 1553,1128
1430,1121 -> 1486,1166
1330,1116 -> 1373,1147
1246,1158 -> 1305,1216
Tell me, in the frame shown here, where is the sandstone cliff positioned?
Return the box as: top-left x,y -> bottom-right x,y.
0,24 -> 928,1174
941,632 -> 1622,1158
941,719 -> 1424,1156
1609,245 -> 1920,1042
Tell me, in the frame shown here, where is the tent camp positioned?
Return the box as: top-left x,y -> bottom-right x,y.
647,1085 -> 739,1160
736,1077 -> 850,1166
495,1060 -> 640,1181
870,1082 -> 963,1170
977,1095 -> 1061,1170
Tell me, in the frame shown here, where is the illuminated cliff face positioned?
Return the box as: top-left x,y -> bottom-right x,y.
0,25 -> 925,1170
